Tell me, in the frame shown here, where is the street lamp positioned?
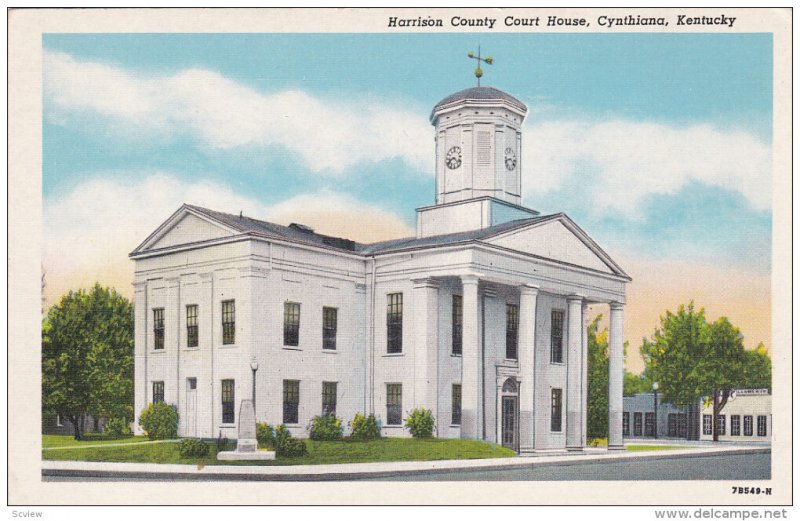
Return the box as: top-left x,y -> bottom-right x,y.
250,356 -> 259,410
652,382 -> 659,439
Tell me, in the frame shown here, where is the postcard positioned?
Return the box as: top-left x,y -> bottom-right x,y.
7,7 -> 792,509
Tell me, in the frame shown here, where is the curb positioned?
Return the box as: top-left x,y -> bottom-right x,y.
42,446 -> 770,481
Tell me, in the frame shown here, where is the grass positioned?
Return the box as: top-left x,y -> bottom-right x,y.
626,445 -> 689,451
42,437 -> 516,466
42,434 -> 155,449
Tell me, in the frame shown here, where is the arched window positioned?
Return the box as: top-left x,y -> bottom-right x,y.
502,378 -> 518,394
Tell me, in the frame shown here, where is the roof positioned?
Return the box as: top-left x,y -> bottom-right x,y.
181,204 -> 360,252
432,86 -> 527,113
359,215 -> 554,254
133,204 -> 630,280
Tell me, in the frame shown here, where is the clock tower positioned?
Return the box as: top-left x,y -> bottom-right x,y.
416,86 -> 539,238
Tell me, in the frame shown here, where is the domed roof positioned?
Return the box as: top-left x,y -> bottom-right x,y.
433,86 -> 527,112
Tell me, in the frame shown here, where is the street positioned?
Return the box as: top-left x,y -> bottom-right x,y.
42,451 -> 769,482
359,452 -> 770,481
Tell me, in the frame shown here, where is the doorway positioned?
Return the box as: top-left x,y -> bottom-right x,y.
500,378 -> 519,451
185,377 -> 197,437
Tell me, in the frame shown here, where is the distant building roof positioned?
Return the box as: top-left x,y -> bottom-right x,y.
433,86 -> 527,113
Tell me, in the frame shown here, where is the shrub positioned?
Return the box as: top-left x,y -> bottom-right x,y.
278,437 -> 308,458
271,424 -> 307,457
138,402 -> 179,440
349,413 -> 381,441
179,438 -> 210,458
104,417 -> 132,437
405,408 -> 435,438
309,415 -> 343,441
256,422 -> 275,449
274,425 -> 292,452
216,431 -> 233,452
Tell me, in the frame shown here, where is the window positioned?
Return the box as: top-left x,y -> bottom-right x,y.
717,414 -> 726,435
322,382 -> 337,416
731,415 -> 741,436
550,388 -> 562,432
703,414 -> 713,435
222,300 -> 235,345
283,302 -> 301,346
677,414 -> 687,438
451,384 -> 462,425
186,305 -> 198,348
386,384 -> 402,425
645,412 -> 655,437
506,304 -> 519,360
633,412 -> 643,436
387,293 -> 403,354
187,377 -> 197,390
744,415 -> 753,436
451,295 -> 463,355
757,415 -> 767,437
152,381 -> 164,404
622,412 -> 630,436
668,414 -> 677,437
283,380 -> 299,424
153,308 -> 165,350
550,310 -> 564,363
322,307 -> 337,350
221,379 -> 234,424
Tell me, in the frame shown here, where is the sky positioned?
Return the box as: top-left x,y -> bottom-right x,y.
42,32 -> 773,373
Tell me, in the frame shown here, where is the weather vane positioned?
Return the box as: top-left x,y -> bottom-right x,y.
467,46 -> 493,86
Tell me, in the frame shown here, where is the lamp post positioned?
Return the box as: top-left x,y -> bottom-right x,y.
652,382 -> 659,439
250,356 -> 259,411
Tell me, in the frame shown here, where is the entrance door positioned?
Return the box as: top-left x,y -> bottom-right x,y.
185,377 -> 197,437
501,396 -> 518,450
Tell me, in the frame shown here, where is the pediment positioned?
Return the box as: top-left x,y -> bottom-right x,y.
132,206 -> 238,255
485,217 -> 624,276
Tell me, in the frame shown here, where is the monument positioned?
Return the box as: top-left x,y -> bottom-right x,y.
217,399 -> 275,461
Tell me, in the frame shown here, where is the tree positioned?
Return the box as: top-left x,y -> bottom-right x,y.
42,284 -> 134,439
586,316 -> 608,439
624,371 -> 652,396
641,302 -> 771,441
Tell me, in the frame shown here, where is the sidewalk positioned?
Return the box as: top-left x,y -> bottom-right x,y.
42,444 -> 769,481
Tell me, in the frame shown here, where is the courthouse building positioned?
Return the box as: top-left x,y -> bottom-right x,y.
130,84 -> 631,452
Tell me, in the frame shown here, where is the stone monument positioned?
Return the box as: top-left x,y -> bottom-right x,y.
217,399 -> 275,461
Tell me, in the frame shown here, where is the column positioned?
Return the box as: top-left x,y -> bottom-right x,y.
566,295 -> 584,451
460,275 -> 481,440
412,279 -> 439,419
608,302 -> 625,450
581,302 -> 589,447
518,284 -> 539,451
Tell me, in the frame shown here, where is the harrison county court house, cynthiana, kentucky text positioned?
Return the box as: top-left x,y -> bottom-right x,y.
130,83 -> 631,453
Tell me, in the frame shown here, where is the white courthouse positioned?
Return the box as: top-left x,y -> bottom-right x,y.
131,85 -> 631,452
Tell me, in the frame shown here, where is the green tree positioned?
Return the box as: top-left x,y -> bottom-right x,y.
641,302 -> 771,441
624,371 -> 652,396
42,284 -> 134,439
586,315 -> 609,439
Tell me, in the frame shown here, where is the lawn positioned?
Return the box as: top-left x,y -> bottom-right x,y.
42,437 -> 516,466
42,434 -> 155,449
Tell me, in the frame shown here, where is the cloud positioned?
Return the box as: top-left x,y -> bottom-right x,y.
42,174 -> 413,306
43,51 -> 432,175
522,118 -> 771,216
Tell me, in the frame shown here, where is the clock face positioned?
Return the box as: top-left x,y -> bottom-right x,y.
504,147 -> 517,171
445,146 -> 462,170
